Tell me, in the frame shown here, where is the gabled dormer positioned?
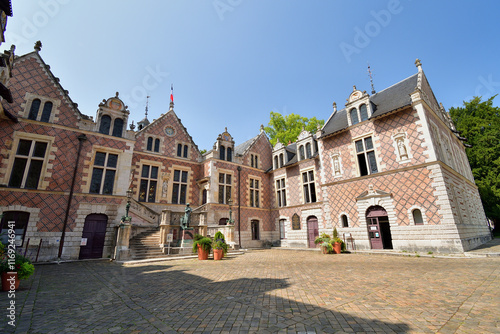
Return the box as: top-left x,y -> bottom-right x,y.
214,127 -> 235,162
296,128 -> 318,161
95,92 -> 129,138
345,86 -> 373,127
272,140 -> 289,169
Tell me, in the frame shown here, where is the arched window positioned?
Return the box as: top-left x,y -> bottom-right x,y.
220,145 -> 225,160
306,143 -> 312,158
28,99 -> 41,120
227,147 -> 232,161
183,144 -> 188,158
274,156 -> 279,169
360,104 -> 368,122
147,137 -> 153,151
99,115 -> 111,135
112,118 -> 124,137
350,108 -> 359,125
177,143 -> 182,157
299,145 -> 305,160
341,214 -> 349,228
40,101 -> 53,122
154,138 -> 160,152
412,209 -> 424,225
279,153 -> 284,167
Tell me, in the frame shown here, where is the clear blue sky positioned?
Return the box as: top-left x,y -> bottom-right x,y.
5,1 -> 500,150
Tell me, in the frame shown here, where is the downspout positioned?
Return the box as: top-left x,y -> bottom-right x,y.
237,166 -> 242,248
58,134 -> 87,260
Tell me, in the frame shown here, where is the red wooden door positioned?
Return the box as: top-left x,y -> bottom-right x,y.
79,214 -> 108,259
367,217 -> 383,249
307,217 -> 319,248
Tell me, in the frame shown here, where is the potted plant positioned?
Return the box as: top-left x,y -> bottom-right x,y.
314,233 -> 332,254
212,231 -> 228,260
330,228 -> 344,254
0,243 -> 35,291
192,234 -> 212,260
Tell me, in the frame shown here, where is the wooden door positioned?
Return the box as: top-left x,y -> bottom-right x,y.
79,214 -> 108,259
307,217 -> 319,248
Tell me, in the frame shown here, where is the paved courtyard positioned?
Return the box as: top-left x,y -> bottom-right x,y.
1,250 -> 499,333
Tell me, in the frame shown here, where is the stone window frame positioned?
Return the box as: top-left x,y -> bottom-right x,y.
339,212 -> 350,228
82,145 -> 123,195
22,93 -> 61,124
169,165 -> 192,205
145,135 -> 162,154
138,160 -> 162,203
175,141 -> 190,159
248,175 -> 261,208
300,166 -> 318,204
408,205 -> 427,225
2,132 -> 55,190
352,133 -> 380,177
275,176 -> 287,208
250,153 -> 260,169
217,168 -> 234,205
347,103 -> 372,127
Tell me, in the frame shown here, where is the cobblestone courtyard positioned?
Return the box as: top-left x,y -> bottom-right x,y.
1,250 -> 499,333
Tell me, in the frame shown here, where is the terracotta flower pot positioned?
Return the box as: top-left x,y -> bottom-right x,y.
332,242 -> 341,254
213,248 -> 223,261
1,272 -> 19,291
321,246 -> 329,254
197,244 -> 209,260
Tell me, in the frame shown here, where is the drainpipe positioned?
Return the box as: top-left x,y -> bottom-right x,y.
58,134 -> 87,260
237,166 -> 242,248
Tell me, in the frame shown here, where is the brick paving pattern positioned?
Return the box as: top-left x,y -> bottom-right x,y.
1,250 -> 499,333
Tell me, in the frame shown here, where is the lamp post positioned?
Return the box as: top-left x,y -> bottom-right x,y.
122,188 -> 133,223
228,199 -> 234,225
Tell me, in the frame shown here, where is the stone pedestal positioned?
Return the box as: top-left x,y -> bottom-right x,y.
114,223 -> 132,261
180,229 -> 194,248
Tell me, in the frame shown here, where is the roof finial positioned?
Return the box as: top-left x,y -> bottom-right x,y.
169,84 -> 174,110
34,41 -> 42,52
260,124 -> 264,132
333,102 -> 337,112
415,58 -> 422,72
145,95 -> 150,117
367,63 -> 376,94
353,85 -> 357,91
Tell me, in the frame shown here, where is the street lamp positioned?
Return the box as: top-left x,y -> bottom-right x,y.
228,198 -> 234,225
122,188 -> 133,223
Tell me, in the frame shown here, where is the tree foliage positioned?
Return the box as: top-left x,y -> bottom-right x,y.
449,96 -> 500,231
264,111 -> 325,146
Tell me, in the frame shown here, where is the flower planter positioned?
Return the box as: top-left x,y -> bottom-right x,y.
213,248 -> 223,261
197,244 -> 209,260
1,272 -> 19,291
332,242 -> 341,254
321,246 -> 329,254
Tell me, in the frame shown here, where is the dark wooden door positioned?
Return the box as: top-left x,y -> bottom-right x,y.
367,217 -> 383,249
307,217 -> 319,248
79,214 -> 108,259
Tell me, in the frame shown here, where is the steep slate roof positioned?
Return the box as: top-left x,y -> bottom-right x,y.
234,135 -> 257,156
321,73 -> 418,138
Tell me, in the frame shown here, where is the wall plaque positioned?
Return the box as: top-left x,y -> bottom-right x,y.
292,213 -> 301,230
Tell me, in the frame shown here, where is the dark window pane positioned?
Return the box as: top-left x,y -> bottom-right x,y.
9,158 -> 27,187
183,145 -> 188,158
350,109 -> 359,125
94,152 -> 106,166
218,185 -> 224,203
112,118 -> 124,137
141,165 -> 150,178
174,170 -> 180,182
219,173 -> 224,183
148,181 -> 157,202
255,191 -> 259,207
255,180 -> 259,188
151,166 -> 158,179
299,146 -> 305,160
28,99 -> 41,120
90,168 -> 103,193
139,180 -> 148,202
342,215 -> 349,227
283,191 -> 287,206
181,171 -> 188,183
177,144 -> 182,157
25,160 -> 43,189
365,137 -> 373,150
304,185 -> 310,203
310,183 -> 316,202
226,186 -> 231,203
99,115 -> 111,135
172,184 -> 179,204
358,154 -> 368,176
102,170 -> 116,194
40,102 -> 53,122
227,147 -> 232,161
180,184 -> 187,204
147,137 -> 153,151
308,171 -> 314,181
277,191 -> 281,207
154,139 -> 160,152
413,209 -> 423,225
33,142 -> 47,158
306,143 -> 312,158
360,104 -> 368,121
226,174 -> 231,184
250,179 -> 254,188
17,140 -> 32,156
355,140 -> 364,153
107,154 -> 118,168
250,190 -> 254,207
367,151 -> 378,173
219,146 -> 225,160
302,172 -> 307,183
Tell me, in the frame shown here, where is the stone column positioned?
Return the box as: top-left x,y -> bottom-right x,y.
114,223 -> 132,261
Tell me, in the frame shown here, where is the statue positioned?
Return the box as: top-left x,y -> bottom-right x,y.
397,138 -> 408,159
180,203 -> 192,230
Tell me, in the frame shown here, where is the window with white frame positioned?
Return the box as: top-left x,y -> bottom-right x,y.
276,178 -> 287,207
89,152 -> 118,194
172,170 -> 188,204
355,136 -> 378,176
341,214 -> 349,228
8,139 -> 48,189
412,209 -> 424,225
249,178 -> 260,208
218,173 -> 232,204
302,170 -> 317,203
139,165 -> 158,202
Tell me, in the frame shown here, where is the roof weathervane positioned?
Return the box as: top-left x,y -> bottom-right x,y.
145,96 -> 150,117
368,63 -> 376,94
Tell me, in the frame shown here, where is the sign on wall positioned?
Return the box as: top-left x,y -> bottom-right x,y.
292,213 -> 301,230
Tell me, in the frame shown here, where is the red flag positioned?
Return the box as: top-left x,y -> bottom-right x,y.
170,84 -> 174,102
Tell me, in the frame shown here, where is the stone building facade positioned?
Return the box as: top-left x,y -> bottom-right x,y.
0,45 -> 492,261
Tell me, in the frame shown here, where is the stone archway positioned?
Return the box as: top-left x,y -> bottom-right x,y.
366,206 -> 393,250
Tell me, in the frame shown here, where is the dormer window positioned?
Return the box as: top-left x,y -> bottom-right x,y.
227,147 -> 232,162
112,118 -> 124,137
299,145 -> 305,160
359,104 -> 368,121
99,115 -> 111,134
350,108 -> 359,125
279,153 -> 284,167
274,156 -> 279,169
306,143 -> 312,158
220,145 -> 225,160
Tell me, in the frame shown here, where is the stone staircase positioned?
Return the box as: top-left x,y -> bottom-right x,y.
129,228 -> 165,260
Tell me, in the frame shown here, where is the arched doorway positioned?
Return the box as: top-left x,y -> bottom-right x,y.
79,214 -> 108,259
366,206 -> 393,250
307,216 -> 319,248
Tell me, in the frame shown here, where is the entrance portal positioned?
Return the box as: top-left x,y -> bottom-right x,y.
79,214 -> 108,259
366,206 -> 393,250
307,216 -> 319,248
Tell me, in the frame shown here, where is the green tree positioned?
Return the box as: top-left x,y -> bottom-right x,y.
264,111 -> 324,146
449,96 -> 500,234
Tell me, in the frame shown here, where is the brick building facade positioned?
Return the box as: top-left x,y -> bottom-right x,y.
0,45 -> 492,261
